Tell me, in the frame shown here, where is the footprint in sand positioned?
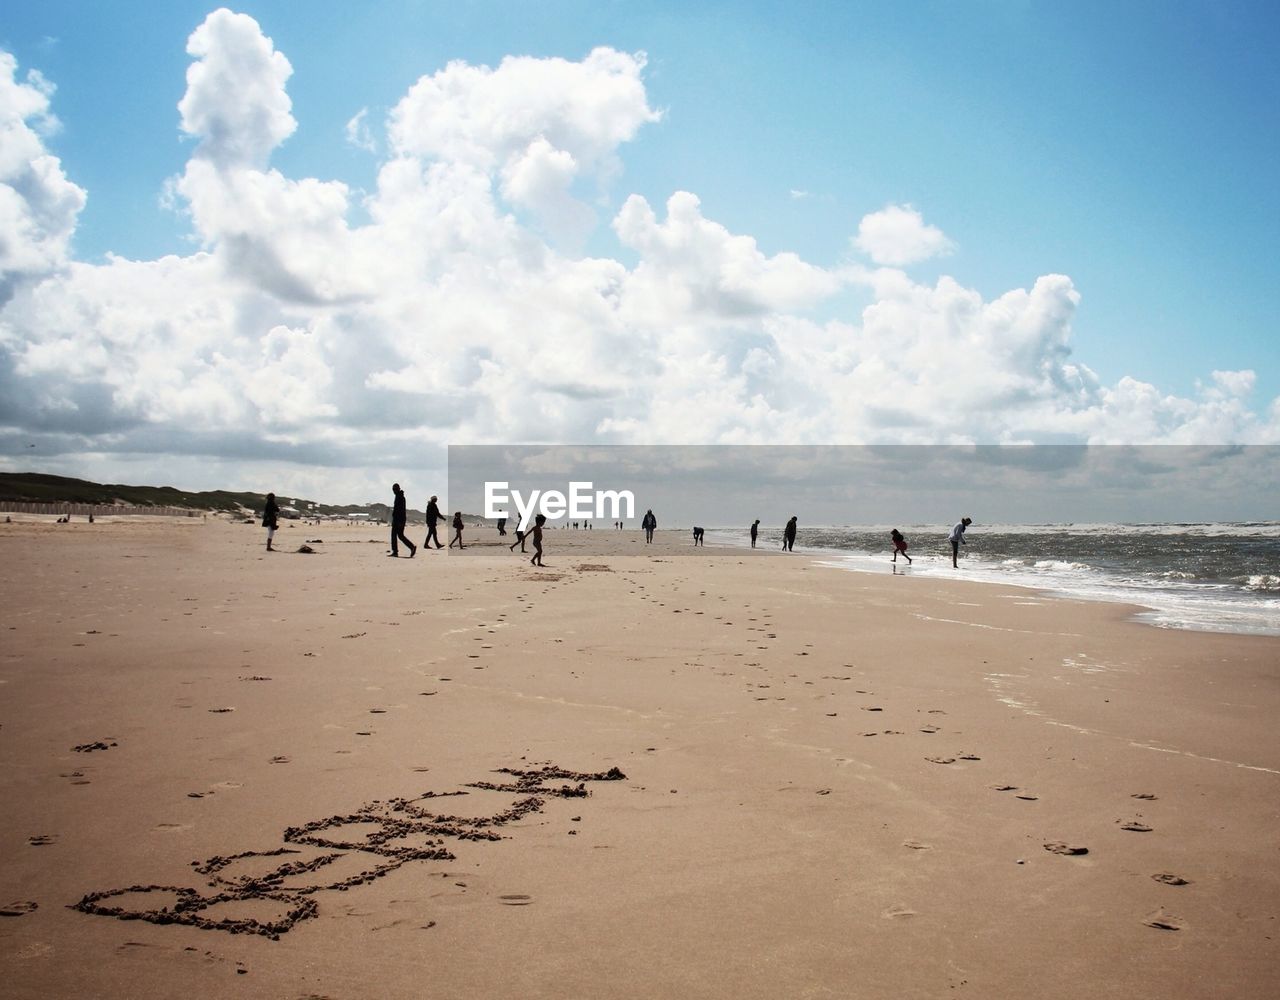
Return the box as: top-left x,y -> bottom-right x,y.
1143,907 -> 1182,931
925,756 -> 956,765
153,823 -> 193,834
1119,820 -> 1153,832
1015,793 -> 1039,801
883,904 -> 917,919
1131,793 -> 1158,801
990,784 -> 1018,792
919,725 -> 940,734
1043,841 -> 1088,856
1152,873 -> 1190,886
208,707 -> 234,714
498,894 -> 533,906
270,755 -> 291,764
957,753 -> 981,761
28,834 -> 58,846
0,900 -> 38,917
903,840 -> 932,851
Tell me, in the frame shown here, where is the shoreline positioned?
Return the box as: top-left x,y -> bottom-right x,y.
706,527 -> 1280,639
2,519 -> 1277,998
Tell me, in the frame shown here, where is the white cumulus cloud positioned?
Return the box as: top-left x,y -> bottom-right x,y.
0,53 -> 86,305
854,203 -> 955,267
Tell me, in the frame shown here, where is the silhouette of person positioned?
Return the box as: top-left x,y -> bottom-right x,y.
783,515 -> 797,552
496,517 -> 508,536
529,513 -> 547,566
263,493 -> 279,552
891,528 -> 912,564
389,484 -> 416,558
948,516 -> 972,568
750,519 -> 760,548
642,509 -> 657,543
425,495 -> 445,549
692,527 -> 704,546
449,511 -> 465,549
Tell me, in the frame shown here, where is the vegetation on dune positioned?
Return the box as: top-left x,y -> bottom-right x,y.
0,472 -> 388,518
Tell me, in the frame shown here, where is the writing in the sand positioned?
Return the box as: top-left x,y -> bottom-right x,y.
72,764 -> 627,940
485,481 -> 635,530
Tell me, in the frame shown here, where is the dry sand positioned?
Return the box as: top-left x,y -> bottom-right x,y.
1,516 -> 1277,999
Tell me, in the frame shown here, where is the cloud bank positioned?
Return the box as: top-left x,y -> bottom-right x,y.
0,9 -> 1275,500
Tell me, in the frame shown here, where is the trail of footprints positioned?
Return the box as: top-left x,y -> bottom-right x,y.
71,764 -> 626,940
634,574 -> 1192,933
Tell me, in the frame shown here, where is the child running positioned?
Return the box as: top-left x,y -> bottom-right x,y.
449,511 -> 465,549
890,528 -> 912,564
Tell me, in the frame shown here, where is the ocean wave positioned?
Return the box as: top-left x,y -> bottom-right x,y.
1030,560 -> 1094,572
1243,574 -> 1280,592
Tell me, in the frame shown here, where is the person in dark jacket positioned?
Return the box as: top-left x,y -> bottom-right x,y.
642,509 -> 657,543
262,493 -> 279,552
783,515 -> 797,552
424,495 -> 445,549
390,483 -> 416,558
750,519 -> 760,548
449,511 -> 465,549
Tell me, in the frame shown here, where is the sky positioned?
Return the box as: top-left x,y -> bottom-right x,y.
1,1 -> 1277,505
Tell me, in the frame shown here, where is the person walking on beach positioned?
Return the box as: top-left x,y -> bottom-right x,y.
424,495 -> 445,549
449,511 -> 465,549
948,516 -> 972,568
496,517 -> 507,537
509,523 -> 528,552
389,484 -> 416,558
642,509 -> 657,543
783,515 -> 797,552
529,513 -> 547,566
262,493 -> 280,552
750,519 -> 760,548
891,528 -> 912,565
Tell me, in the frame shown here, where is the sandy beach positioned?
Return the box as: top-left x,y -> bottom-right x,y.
1,516 -> 1277,999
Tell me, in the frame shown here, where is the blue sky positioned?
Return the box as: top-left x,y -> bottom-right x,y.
0,2 -> 1276,499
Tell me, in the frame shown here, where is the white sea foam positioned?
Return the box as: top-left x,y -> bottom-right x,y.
709,523 -> 1280,637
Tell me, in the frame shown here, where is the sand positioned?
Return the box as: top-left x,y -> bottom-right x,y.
1,516 -> 1277,999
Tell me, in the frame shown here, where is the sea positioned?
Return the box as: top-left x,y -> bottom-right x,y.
712,523 -> 1280,637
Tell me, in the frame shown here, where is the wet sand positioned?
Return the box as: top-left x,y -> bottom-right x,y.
1,517 -> 1277,998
